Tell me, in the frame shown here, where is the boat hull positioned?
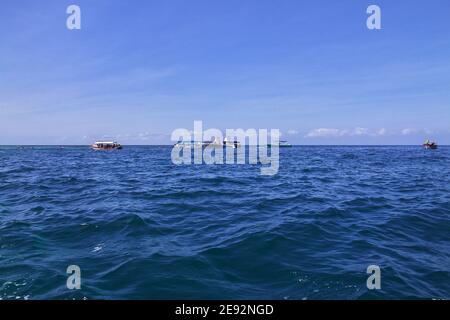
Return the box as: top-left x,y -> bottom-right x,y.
91,147 -> 122,150
91,144 -> 122,150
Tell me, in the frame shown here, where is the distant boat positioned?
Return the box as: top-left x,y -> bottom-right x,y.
174,138 -> 241,148
91,141 -> 122,150
174,141 -> 196,148
268,140 -> 292,147
223,137 -> 241,148
423,140 -> 438,150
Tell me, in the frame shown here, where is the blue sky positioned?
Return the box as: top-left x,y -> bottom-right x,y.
1,0 -> 450,144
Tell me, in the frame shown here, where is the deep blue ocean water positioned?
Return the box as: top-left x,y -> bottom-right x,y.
0,146 -> 449,300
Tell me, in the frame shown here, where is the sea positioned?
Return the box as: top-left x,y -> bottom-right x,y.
0,146 -> 449,300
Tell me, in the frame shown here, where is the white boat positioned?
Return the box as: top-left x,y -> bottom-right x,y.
91,141 -> 122,150
223,137 -> 241,148
268,140 -> 292,147
174,138 -> 241,148
174,141 -> 202,148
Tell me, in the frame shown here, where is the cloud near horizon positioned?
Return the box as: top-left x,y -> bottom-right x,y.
305,127 -> 387,138
401,128 -> 434,136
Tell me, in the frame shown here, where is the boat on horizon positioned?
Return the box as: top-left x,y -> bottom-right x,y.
223,137 -> 241,148
268,140 -> 292,147
423,140 -> 438,150
91,141 -> 123,150
174,137 -> 241,149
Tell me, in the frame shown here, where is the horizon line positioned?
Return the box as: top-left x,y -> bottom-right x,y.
1,144 -> 448,147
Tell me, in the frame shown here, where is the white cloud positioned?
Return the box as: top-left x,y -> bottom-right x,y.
352,127 -> 370,136
376,128 -> 387,136
306,127 -> 387,138
401,128 -> 435,136
287,129 -> 299,135
401,128 -> 416,135
306,128 -> 347,138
